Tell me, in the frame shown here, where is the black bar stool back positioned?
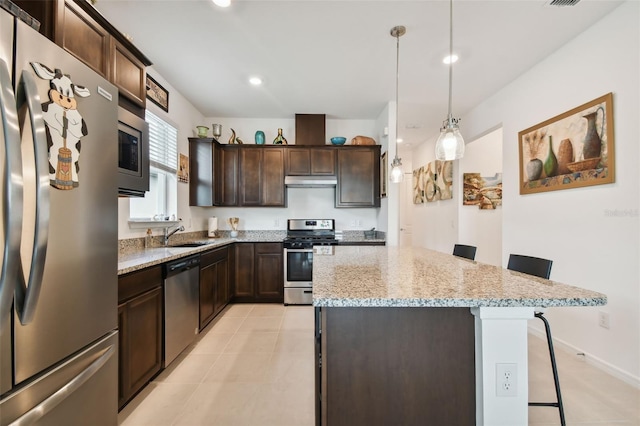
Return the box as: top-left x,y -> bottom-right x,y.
507,254 -> 565,426
452,244 -> 477,261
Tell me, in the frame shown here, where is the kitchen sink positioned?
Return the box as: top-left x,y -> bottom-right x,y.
170,242 -> 210,248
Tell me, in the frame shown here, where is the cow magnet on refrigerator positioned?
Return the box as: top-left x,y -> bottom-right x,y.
31,62 -> 90,190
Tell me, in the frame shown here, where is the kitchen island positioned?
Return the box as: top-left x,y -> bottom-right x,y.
313,246 -> 606,426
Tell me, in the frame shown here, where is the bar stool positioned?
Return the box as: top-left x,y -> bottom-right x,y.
507,254 -> 565,426
452,244 -> 477,261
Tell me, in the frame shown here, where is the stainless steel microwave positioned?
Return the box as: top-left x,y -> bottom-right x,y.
118,107 -> 149,197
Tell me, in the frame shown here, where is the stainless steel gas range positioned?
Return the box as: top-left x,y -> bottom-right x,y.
283,219 -> 337,305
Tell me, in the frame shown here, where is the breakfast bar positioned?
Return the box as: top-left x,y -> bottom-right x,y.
312,246 -> 606,426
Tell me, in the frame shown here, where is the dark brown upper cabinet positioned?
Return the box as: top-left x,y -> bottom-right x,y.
111,39 -> 147,108
336,146 -> 381,208
55,0 -> 111,78
189,139 -> 239,207
286,147 -> 336,176
239,147 -> 285,207
16,0 -> 152,116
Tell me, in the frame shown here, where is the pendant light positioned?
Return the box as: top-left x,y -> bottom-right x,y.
390,25 -> 406,184
435,0 -> 465,161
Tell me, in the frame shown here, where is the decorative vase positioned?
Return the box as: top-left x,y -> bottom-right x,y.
526,159 -> 543,182
273,128 -> 288,145
212,124 -> 222,140
543,136 -> 558,178
196,126 -> 209,138
582,106 -> 605,159
229,128 -> 236,144
556,138 -> 574,175
255,130 -> 265,145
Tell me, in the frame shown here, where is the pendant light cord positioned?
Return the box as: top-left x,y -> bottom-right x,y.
447,0 -> 453,120
395,30 -> 400,160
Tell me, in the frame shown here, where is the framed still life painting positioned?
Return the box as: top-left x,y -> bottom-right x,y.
518,92 -> 614,195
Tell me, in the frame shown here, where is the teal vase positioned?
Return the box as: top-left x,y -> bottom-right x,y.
255,130 -> 265,145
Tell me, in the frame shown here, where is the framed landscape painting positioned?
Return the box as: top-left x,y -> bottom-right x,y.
518,92 -> 614,195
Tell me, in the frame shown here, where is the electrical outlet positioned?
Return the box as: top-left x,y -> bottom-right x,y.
598,311 -> 610,329
496,363 -> 517,397
274,219 -> 280,228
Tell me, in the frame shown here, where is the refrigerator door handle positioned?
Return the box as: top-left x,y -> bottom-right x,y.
8,343 -> 116,426
14,69 -> 49,325
0,58 -> 23,322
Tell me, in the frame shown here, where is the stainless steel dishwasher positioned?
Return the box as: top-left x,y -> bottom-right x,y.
163,255 -> 200,367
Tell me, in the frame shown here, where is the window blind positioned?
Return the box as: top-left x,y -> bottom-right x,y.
146,110 -> 178,174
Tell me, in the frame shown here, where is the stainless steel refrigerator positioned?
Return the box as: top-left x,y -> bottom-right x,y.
0,4 -> 118,425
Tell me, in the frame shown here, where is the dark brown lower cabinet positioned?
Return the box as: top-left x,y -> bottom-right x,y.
118,266 -> 163,410
199,246 -> 231,329
233,242 -> 283,303
317,307 -> 475,426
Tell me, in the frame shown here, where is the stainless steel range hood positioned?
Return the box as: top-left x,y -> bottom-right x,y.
285,175 -> 337,187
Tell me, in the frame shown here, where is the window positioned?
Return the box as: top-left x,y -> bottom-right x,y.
130,111 -> 178,219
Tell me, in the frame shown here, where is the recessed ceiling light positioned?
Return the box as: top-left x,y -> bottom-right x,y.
396,138 -> 403,143
212,0 -> 231,7
249,77 -> 263,86
443,54 -> 459,64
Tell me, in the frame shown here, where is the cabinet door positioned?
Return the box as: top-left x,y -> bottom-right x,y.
262,148 -> 285,206
286,148 -> 311,175
213,258 -> 229,316
255,243 -> 283,299
311,148 -> 336,175
336,147 -> 381,208
56,0 -> 110,78
199,262 -> 216,329
234,244 -> 255,299
219,147 -> 239,206
111,39 -> 146,107
119,287 -> 162,409
239,148 -> 262,206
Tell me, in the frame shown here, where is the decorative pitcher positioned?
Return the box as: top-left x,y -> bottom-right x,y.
582,106 -> 605,159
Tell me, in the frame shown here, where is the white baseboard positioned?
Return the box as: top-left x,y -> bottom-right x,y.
527,326 -> 640,389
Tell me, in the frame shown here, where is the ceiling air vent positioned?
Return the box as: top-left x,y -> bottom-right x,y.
548,0 -> 581,6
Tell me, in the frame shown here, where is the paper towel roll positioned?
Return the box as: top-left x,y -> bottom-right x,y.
208,217 -> 218,237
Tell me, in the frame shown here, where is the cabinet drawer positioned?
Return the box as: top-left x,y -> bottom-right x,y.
201,246 -> 229,266
118,266 -> 162,303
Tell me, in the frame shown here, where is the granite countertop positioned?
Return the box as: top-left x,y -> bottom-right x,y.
118,230 -> 286,275
312,246 -> 607,308
118,229 -> 387,275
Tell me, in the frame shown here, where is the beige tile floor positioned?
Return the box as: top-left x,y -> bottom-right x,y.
118,304 -> 639,426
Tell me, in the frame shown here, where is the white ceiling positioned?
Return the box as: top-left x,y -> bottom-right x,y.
96,0 -> 622,152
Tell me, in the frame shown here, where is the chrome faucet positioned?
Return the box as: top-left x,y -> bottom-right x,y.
164,225 -> 185,246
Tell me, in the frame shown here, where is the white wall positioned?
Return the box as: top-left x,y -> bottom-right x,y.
413,1 -> 639,383
458,128 -> 503,266
412,137 -> 460,253
118,67 -> 206,239
375,103 -> 391,235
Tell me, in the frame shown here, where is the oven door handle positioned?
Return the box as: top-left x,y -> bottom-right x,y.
285,248 -> 314,253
